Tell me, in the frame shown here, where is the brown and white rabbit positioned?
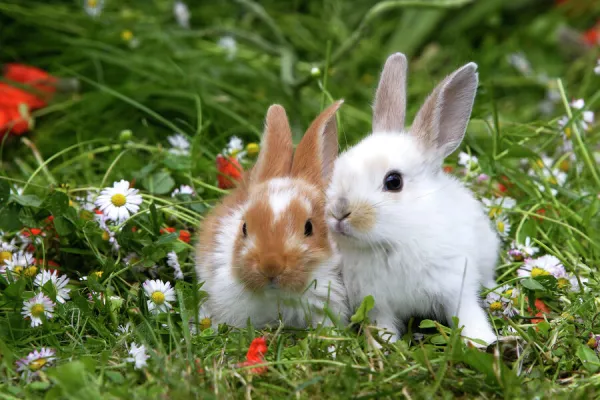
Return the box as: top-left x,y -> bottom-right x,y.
196,101 -> 350,328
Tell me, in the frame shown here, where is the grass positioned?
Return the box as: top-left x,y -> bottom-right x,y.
1,0 -> 600,398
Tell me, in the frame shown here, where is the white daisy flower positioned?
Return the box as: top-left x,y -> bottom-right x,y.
494,215 -> 511,239
224,135 -> 245,159
484,284 -> 519,318
167,134 -> 190,156
167,251 -> 184,280
16,347 -> 56,380
83,0 -> 104,17
571,99 -> 595,131
171,185 -> 195,197
508,237 -> 539,260
518,255 -> 565,279
143,279 -> 176,314
95,180 -> 143,223
123,252 -> 141,266
34,270 -> 71,304
22,293 -> 55,327
173,1 -> 190,29
457,151 -> 478,169
3,251 -> 36,279
126,342 -> 149,369
0,239 -> 16,266
77,192 -> 98,212
481,196 -> 516,218
218,36 -> 237,60
595,60 -> 600,75
116,322 -> 132,336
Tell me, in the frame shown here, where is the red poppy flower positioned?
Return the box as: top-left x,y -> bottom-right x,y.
179,229 -> 191,243
236,337 -> 268,374
3,63 -> 57,94
160,227 -> 176,235
443,166 -> 454,173
216,154 -> 243,189
528,299 -> 550,324
0,104 -> 32,136
0,83 -> 46,109
583,26 -> 600,46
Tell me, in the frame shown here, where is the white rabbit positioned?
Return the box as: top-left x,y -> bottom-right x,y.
326,53 -> 500,345
196,102 -> 350,329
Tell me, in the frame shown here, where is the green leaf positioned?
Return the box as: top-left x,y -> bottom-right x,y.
520,278 -> 546,291
44,191 -> 70,217
144,170 -> 175,195
163,154 -> 192,170
156,232 -> 179,245
0,180 -> 9,205
104,371 -> 124,384
28,381 -> 51,391
350,295 -> 375,324
577,344 -> 600,373
12,194 -> 42,207
419,319 -> 437,329
149,202 -> 161,235
0,204 -> 23,230
54,216 -> 74,236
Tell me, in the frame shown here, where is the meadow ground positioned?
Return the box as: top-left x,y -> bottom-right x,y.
1,0 -> 600,398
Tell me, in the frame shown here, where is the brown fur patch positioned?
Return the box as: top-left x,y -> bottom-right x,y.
232,181 -> 332,293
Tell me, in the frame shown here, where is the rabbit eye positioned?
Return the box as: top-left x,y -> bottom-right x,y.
242,222 -> 247,237
383,171 -> 403,192
304,220 -> 313,237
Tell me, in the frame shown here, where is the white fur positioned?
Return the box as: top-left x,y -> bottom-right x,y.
327,55 -> 500,345
268,179 -> 297,221
328,133 -> 499,344
197,179 -> 349,329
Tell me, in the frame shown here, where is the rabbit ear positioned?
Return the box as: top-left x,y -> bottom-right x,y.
291,100 -> 344,187
251,105 -> 294,183
410,63 -> 478,161
373,52 -> 408,133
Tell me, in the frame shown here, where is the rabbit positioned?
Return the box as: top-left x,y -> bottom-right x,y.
325,53 -> 501,346
196,101 -> 350,329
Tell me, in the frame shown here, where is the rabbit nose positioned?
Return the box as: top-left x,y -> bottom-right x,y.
331,197 -> 351,221
259,255 -> 284,278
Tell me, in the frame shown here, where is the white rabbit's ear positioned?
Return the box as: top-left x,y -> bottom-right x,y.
410,62 -> 478,161
252,105 -> 294,183
373,52 -> 408,133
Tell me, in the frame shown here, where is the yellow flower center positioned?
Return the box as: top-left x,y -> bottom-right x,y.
557,278 -> 570,289
110,193 -> 127,207
536,159 -> 545,168
24,266 -> 38,278
121,30 -> 133,42
489,301 -> 503,312
564,127 -> 571,139
200,318 -> 212,331
588,336 -> 598,349
547,176 -> 557,185
488,207 -> 501,218
151,291 -> 165,305
31,304 -> 45,318
69,199 -> 74,207
92,271 -> 103,278
530,267 -> 550,278
29,358 -> 48,371
102,231 -> 110,241
0,251 -> 11,263
503,289 -> 513,298
496,220 -> 505,232
559,159 -> 569,172
14,266 -> 24,274
246,143 -> 260,156
229,148 -> 240,157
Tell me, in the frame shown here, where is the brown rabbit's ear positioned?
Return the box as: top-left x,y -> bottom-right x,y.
373,52 -> 408,133
291,100 -> 344,188
251,105 -> 294,183
410,62 -> 478,162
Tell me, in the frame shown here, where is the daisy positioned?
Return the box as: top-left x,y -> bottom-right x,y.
126,342 -> 149,369
508,237 -> 539,261
484,286 -> 518,318
518,255 -> 565,279
218,36 -> 237,60
0,239 -> 16,265
116,322 -> 132,336
171,185 -> 195,197
143,279 -> 176,314
477,173 -> 489,183
83,0 -> 103,17
167,251 -> 184,280
77,192 -> 98,212
457,151 -> 478,169
123,252 -> 141,266
225,136 -> 245,158
570,99 -> 595,131
167,134 -> 190,156
22,293 -> 55,327
494,215 -> 511,239
16,347 -> 56,380
95,180 -> 142,223
595,60 -> 600,75
173,1 -> 190,29
4,252 -> 36,278
481,196 -> 516,218
34,270 -> 71,304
